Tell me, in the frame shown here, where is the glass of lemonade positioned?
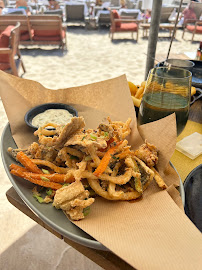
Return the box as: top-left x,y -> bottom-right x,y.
138,67 -> 192,136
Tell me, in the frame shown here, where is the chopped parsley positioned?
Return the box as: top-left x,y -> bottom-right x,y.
40,176 -> 50,181
42,169 -> 50,174
46,188 -> 53,196
81,135 -> 87,141
90,134 -> 97,140
83,206 -> 90,216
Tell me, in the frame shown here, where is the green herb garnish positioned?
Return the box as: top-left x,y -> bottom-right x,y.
33,194 -> 44,203
46,188 -> 52,196
90,134 -> 97,140
40,176 -> 50,181
62,183 -> 70,187
83,206 -> 90,216
104,132 -> 109,137
70,155 -> 79,160
81,135 -> 87,141
32,187 -> 44,203
42,169 -> 50,174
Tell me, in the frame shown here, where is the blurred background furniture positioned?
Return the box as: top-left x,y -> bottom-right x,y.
0,14 -> 33,44
119,8 -> 141,19
44,8 -> 63,16
29,15 -> 67,49
0,14 -> 66,49
182,19 -> 202,42
109,9 -> 139,40
0,22 -> 25,76
65,2 -> 87,26
141,22 -> 180,38
96,10 -> 111,27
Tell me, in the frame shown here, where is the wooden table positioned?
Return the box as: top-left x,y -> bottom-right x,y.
140,23 -> 180,38
5,87 -> 202,269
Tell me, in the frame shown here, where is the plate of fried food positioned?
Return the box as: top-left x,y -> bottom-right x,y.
1,116 -> 184,250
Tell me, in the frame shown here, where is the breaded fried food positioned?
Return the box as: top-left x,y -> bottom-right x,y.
8,116 -> 166,220
134,141 -> 158,167
53,181 -> 94,220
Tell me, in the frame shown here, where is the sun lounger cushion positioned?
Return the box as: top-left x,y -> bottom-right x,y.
186,25 -> 202,34
0,63 -> 10,70
20,30 -> 33,41
34,30 -> 61,37
0,25 -> 14,63
33,30 -> 66,41
112,10 -> 121,27
116,22 -> 138,31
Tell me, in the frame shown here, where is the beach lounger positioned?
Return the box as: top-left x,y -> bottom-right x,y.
0,14 -> 33,44
29,15 -> 67,50
109,9 -> 139,41
0,22 -> 26,76
44,9 -> 63,17
182,19 -> 202,42
65,3 -> 86,26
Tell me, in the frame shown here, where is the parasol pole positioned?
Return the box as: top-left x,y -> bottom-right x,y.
166,0 -> 184,60
145,0 -> 163,80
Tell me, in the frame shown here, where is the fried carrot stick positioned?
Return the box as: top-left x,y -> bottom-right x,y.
10,169 -> 62,190
93,142 -> 122,177
16,151 -> 42,174
10,163 -> 30,173
21,172 -> 74,183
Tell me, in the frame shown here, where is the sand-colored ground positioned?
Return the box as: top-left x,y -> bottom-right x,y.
0,26 -> 200,270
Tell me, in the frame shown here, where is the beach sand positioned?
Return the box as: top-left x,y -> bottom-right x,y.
0,27 -> 200,270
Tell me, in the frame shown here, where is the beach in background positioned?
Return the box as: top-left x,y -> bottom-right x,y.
0,27 -> 200,270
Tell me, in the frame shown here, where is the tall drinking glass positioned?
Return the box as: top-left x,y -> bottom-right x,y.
138,67 -> 192,136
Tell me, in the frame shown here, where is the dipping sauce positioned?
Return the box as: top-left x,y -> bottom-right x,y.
32,109 -> 73,128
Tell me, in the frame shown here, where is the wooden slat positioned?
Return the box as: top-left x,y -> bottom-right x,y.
0,14 -> 66,49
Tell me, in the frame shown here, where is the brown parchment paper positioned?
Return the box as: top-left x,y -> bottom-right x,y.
0,71 -> 202,270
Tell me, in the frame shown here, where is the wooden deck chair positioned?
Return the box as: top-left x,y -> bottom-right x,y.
29,15 -> 67,50
0,22 -> 26,76
182,19 -> 202,42
109,10 -> 139,41
0,15 -> 33,45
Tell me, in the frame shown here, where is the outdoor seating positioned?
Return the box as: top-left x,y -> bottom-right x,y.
0,22 -> 25,76
43,9 -> 63,16
0,14 -> 67,50
97,10 -> 111,27
160,6 -> 176,23
119,8 -> 141,19
65,3 -> 86,26
182,19 -> 202,42
0,14 -> 33,44
109,9 -> 139,41
29,15 -> 67,50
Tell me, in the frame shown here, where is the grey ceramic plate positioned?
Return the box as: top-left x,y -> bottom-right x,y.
1,123 -> 185,250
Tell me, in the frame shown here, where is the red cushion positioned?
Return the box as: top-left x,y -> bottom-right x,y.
0,63 -> 10,70
112,10 -> 121,28
20,30 -> 34,41
118,23 -> 138,31
186,25 -> 202,34
0,25 -> 15,63
34,30 -> 61,37
33,30 -> 65,41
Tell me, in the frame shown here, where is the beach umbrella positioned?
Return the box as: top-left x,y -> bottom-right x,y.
145,0 -> 184,79
145,0 -> 163,79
